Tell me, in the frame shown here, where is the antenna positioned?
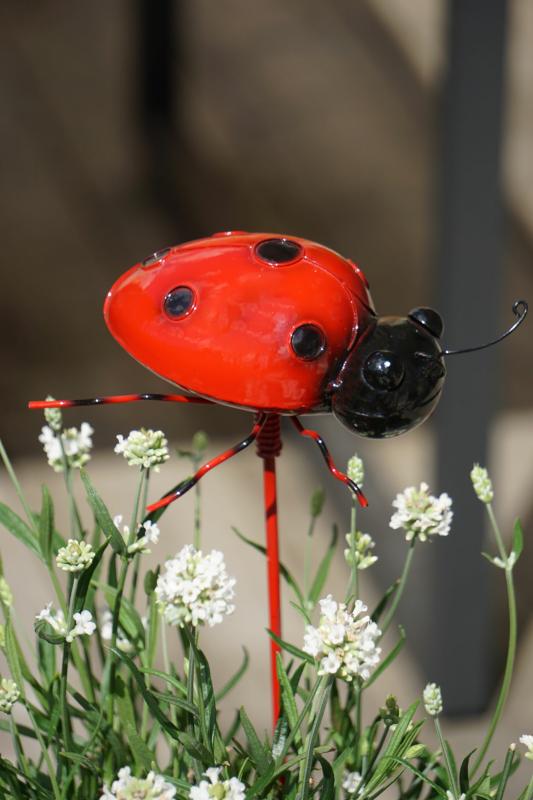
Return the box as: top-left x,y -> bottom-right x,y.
442,300 -> 528,357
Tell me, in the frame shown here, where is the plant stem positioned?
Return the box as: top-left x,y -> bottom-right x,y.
345,499 -> 358,604
193,455 -> 202,550
434,717 -> 459,799
26,704 -> 61,800
526,774 -> 533,800
129,469 -> 149,605
472,504 -> 517,774
0,439 -> 37,534
59,576 -> 79,775
380,541 -> 416,636
299,674 -> 332,800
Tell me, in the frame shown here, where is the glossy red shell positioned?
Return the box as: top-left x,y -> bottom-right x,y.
103,232 -> 375,413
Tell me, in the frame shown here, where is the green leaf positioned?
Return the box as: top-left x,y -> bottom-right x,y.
512,519 -> 524,561
5,619 -> 25,697
110,648 -> 181,740
364,626 -> 406,688
309,525 -> 338,605
75,541 -> 108,613
144,568 -> 158,595
371,580 -> 400,623
151,691 -> 199,716
177,730 -> 214,763
80,470 -> 126,554
459,749 -> 476,793
233,527 -> 305,607
266,630 -> 313,664
316,754 -> 335,800
383,758 -> 447,799
60,751 -> 99,775
116,675 -> 155,772
239,706 -> 272,775
276,655 -> 301,751
216,647 -> 249,701
139,668 -> 188,697
38,486 -> 54,564
310,488 -> 325,518
0,503 -> 42,560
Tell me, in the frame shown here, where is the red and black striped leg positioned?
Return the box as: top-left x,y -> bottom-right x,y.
256,414 -> 283,728
28,393 -> 213,410
290,416 -> 368,508
146,413 -> 269,513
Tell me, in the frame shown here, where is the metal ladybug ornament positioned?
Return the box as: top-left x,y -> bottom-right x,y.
29,231 -> 528,723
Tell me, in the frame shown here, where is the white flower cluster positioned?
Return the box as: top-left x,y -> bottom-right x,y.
39,422 -> 94,473
36,603 -> 96,643
470,464 -> 494,504
342,770 -> 363,796
520,734 -> 533,761
390,482 -> 452,542
303,595 -> 381,681
190,767 -> 245,800
423,682 -> 443,716
347,454 -> 364,487
56,539 -> 95,572
156,545 -> 236,628
115,429 -> 170,471
100,766 -> 176,800
113,515 -> 160,556
0,678 -> 20,714
344,531 -> 377,570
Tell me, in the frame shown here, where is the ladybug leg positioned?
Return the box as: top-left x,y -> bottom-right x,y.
28,393 -> 213,410
290,416 -> 368,508
146,413 -> 269,513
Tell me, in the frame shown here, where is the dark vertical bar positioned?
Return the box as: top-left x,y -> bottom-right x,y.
431,0 -> 508,714
136,0 -> 177,135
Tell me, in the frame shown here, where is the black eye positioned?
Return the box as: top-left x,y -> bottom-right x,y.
291,324 -> 326,360
142,247 -> 171,267
164,286 -> 195,319
256,238 -> 302,264
363,350 -> 404,390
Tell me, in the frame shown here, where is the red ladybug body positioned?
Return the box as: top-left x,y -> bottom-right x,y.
104,232 -> 375,414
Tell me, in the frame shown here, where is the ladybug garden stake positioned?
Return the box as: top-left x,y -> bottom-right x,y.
29,232 -> 527,722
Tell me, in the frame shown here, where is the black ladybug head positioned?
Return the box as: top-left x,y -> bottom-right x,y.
331,308 -> 446,438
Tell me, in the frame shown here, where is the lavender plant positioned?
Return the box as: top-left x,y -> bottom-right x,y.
0,410 -> 530,800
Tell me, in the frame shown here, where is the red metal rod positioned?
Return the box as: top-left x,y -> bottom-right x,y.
28,393 -> 213,410
256,414 -> 282,727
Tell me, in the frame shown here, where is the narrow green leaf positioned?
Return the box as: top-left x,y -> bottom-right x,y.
177,730 -> 214,763
512,519 -> 524,561
239,706 -> 272,775
5,619 -> 25,697
316,754 -> 335,800
38,486 -> 54,564
371,579 -> 400,623
364,627 -> 406,688
151,691 -> 198,716
111,648 -> 181,739
139,668 -> 188,697
0,503 -> 42,560
276,655 -> 300,750
458,749 -> 475,793
233,527 -> 305,607
309,525 -> 338,604
116,675 -> 155,772
80,470 -> 126,554
75,541 -> 108,613
216,647 -> 249,701
267,630 -> 313,664
382,758 -> 447,798
60,751 -> 99,775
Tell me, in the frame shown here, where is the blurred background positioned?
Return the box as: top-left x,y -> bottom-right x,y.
1,0 -> 532,749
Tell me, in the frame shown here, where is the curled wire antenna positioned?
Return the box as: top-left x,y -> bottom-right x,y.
442,299 -> 528,357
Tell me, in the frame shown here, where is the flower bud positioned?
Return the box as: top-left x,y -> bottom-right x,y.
470,464 -> 494,504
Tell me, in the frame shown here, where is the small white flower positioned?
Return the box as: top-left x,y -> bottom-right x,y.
66,610 -> 96,643
520,734 -> 533,761
0,577 -> 13,608
470,464 -> 493,504
115,429 -> 169,471
345,531 -> 378,570
36,603 -> 68,637
56,539 -> 95,572
446,792 -> 466,800
39,422 -> 94,472
423,682 -> 443,716
100,765 -> 176,799
342,770 -> 363,795
130,521 -> 161,556
156,545 -> 236,628
390,482 -> 452,542
303,594 -> 381,681
0,678 -> 20,714
189,766 -> 245,800
347,454 -> 364,487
